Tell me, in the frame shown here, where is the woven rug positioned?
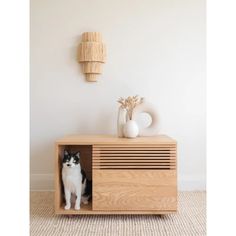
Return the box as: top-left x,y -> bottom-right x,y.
30,192 -> 206,236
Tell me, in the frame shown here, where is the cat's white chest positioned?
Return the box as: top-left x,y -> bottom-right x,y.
62,167 -> 82,194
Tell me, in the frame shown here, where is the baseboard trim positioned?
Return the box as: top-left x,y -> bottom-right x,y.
178,176 -> 206,191
30,174 -> 206,191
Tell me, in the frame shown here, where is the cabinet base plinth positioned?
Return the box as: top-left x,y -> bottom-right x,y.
55,202 -> 177,215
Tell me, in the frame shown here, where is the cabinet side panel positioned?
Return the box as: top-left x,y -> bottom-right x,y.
54,144 -> 60,212
55,145 -> 65,213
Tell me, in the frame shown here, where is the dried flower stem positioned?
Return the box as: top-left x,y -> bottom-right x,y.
117,95 -> 144,120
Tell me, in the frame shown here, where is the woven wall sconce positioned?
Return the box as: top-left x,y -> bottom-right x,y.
78,32 -> 106,82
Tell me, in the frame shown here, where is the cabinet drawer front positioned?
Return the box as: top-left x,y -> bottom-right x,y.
93,170 -> 177,211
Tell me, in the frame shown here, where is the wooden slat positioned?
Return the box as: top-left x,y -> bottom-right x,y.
93,157 -> 176,160
93,166 -> 175,169
93,150 -> 176,153
94,150 -> 175,152
94,153 -> 176,155
93,146 -> 176,148
93,154 -> 175,157
93,167 -> 175,170
94,144 -> 176,147
93,159 -> 176,163
94,153 -> 176,156
94,145 -> 176,150
93,163 -> 176,166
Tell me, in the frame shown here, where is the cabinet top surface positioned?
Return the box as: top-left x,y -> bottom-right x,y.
56,134 -> 176,145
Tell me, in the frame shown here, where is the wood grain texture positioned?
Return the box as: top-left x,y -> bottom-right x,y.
94,157 -> 176,160
93,160 -> 176,163
93,153 -> 176,156
56,135 -> 177,145
55,202 -> 176,215
93,150 -> 176,153
93,170 -> 177,211
54,144 -> 60,213
55,145 -> 64,211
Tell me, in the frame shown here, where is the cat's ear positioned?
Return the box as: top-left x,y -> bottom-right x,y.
75,152 -> 80,159
64,150 -> 69,156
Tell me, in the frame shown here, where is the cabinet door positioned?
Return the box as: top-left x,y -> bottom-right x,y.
93,170 -> 176,211
92,144 -> 177,211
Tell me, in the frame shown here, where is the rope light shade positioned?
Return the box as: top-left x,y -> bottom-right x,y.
78,32 -> 106,82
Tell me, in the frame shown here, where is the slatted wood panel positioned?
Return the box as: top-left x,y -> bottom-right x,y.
93,144 -> 176,170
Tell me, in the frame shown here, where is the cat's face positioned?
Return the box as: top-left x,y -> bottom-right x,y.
62,150 -> 80,168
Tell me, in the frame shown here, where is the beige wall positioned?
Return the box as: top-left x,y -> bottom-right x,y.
31,0 -> 206,190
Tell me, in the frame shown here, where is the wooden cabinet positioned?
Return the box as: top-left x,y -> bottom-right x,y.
55,135 -> 177,215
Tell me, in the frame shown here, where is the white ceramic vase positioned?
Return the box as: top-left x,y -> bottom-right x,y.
117,107 -> 127,137
123,120 -> 139,138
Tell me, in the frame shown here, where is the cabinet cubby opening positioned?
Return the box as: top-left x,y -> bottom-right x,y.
56,145 -> 93,213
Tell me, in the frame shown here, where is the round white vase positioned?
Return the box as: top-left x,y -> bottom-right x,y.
123,120 -> 139,138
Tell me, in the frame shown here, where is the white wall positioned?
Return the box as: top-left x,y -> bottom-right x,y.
31,0 -> 206,190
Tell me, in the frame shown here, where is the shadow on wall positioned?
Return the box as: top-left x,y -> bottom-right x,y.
68,34 -> 83,79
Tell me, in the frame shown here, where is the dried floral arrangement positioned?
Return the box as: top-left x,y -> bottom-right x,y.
118,95 -> 144,120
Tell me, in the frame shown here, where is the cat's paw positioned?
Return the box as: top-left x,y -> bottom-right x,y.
82,199 -> 89,205
81,196 -> 89,205
64,204 -> 71,210
75,204 -> 80,210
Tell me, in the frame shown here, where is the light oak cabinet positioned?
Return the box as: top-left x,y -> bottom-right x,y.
55,135 -> 177,215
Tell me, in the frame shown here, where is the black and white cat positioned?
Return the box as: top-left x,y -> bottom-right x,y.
62,150 -> 92,210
